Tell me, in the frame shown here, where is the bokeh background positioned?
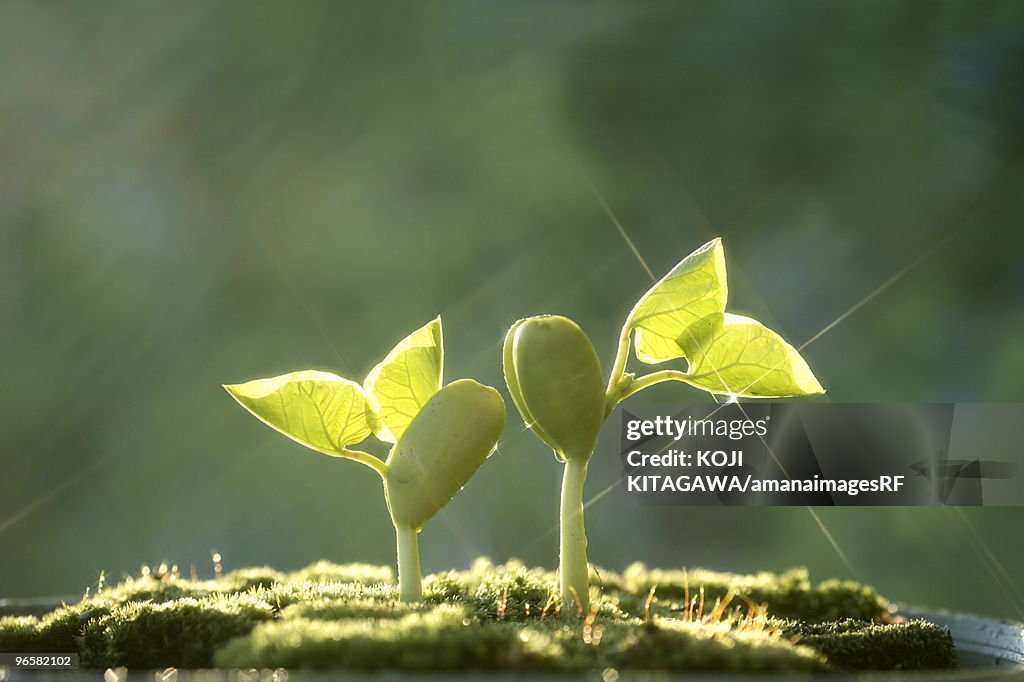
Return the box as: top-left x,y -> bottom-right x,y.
2,1 -> 1023,618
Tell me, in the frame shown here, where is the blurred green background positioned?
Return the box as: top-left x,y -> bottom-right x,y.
2,1 -> 1023,618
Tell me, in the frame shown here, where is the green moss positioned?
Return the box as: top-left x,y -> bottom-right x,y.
620,563 -> 888,622
0,616 -> 40,653
586,620 -> 825,673
781,618 -> 957,670
287,561 -> 394,585
215,609 -> 825,673
220,566 -> 287,591
215,605 -> 547,670
791,578 -> 891,622
423,570 -> 470,603
250,580 -> 399,611
216,608 -> 828,672
34,603 -> 115,653
79,595 -> 275,669
0,602 -> 117,654
281,596 -> 427,621
470,563 -> 556,620
94,575 -> 225,604
0,560 -> 955,673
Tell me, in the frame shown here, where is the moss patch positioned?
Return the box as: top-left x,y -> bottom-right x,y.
618,563 -> 888,622
285,561 -> 393,586
781,618 -> 958,670
79,596 -> 275,668
214,605 -> 551,671
0,616 -> 40,653
0,559 -> 956,673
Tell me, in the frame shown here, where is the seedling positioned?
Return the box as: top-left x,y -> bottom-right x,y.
504,237 -> 824,613
225,317 -> 506,601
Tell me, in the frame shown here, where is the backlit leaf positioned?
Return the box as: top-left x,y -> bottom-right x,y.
676,313 -> 825,397
224,370 -> 373,456
627,237 -> 727,364
364,317 -> 443,443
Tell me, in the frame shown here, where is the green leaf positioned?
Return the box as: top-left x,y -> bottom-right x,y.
626,237 -> 728,364
676,313 -> 825,397
224,370 -> 374,456
363,317 -> 443,443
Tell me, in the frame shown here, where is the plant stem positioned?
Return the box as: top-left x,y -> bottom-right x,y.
605,322 -> 633,395
559,456 -> 590,614
614,369 -> 692,403
338,448 -> 389,478
395,524 -> 422,602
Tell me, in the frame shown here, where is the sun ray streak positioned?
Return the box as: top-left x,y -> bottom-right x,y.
707,232 -> 957,401
798,232 -> 954,353
709,381 -> 859,577
244,224 -> 354,375
947,507 -> 1024,617
0,464 -> 98,535
805,507 -> 860,580
578,167 -> 656,282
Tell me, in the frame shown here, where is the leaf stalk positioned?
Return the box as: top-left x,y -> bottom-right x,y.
340,448 -> 389,478
605,321 -> 633,395
612,369 -> 691,404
